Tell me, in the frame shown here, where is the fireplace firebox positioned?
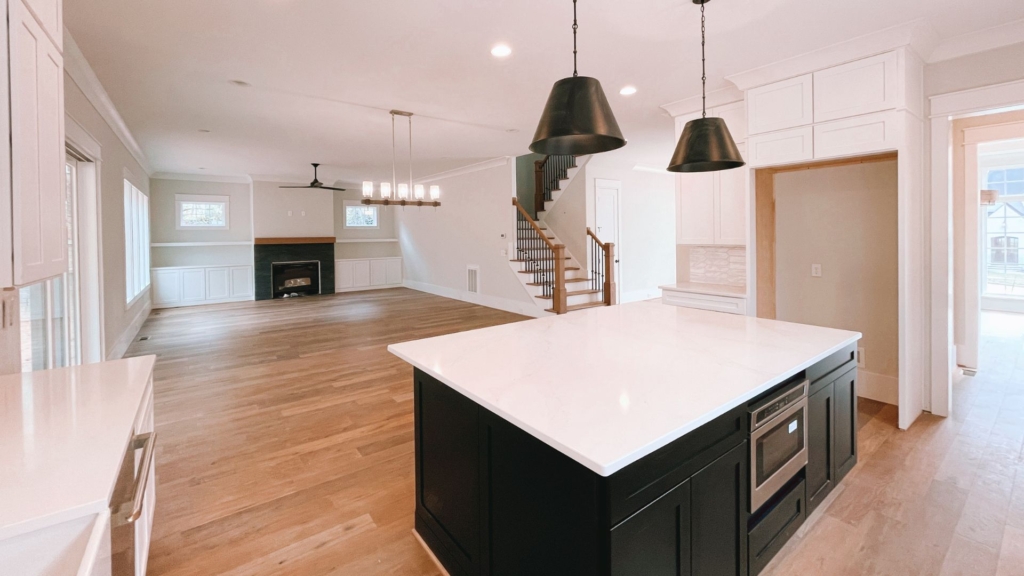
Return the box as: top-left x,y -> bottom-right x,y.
272,261 -> 321,299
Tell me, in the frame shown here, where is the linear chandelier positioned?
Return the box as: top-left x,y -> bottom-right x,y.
362,110 -> 441,207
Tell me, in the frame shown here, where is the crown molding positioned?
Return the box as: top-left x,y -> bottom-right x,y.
63,28 -> 151,175
152,172 -> 253,184
726,19 -> 939,91
414,157 -> 511,184
927,19 -> 1024,64
660,86 -> 745,118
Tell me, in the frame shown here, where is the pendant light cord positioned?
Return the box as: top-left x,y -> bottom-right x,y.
391,112 -> 396,193
572,0 -> 578,77
408,115 -> 413,196
701,1 -> 707,118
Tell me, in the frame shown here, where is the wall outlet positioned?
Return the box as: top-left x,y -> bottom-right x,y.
856,347 -> 865,369
811,264 -> 822,277
301,211 -> 306,216
287,210 -> 293,217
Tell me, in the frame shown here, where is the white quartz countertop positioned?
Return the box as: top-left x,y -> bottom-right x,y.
0,356 -> 156,540
660,282 -> 748,298
389,301 -> 859,477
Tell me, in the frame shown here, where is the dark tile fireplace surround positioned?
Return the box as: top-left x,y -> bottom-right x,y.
254,239 -> 335,301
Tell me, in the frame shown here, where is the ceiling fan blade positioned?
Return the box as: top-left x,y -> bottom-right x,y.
278,185 -> 313,189
319,186 -> 348,191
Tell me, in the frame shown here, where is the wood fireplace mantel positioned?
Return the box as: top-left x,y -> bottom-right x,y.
254,237 -> 336,245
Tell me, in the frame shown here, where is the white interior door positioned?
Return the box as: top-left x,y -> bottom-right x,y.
595,180 -> 621,300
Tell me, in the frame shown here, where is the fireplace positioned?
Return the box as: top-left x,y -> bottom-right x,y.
272,261 -> 321,298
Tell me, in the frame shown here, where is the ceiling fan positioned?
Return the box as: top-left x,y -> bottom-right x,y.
279,163 -> 347,191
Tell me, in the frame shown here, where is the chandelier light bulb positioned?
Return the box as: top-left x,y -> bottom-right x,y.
414,184 -> 425,200
362,181 -> 374,198
380,182 -> 392,199
397,183 -> 409,199
429,185 -> 441,201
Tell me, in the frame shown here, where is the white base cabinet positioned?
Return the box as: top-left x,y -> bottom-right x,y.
152,265 -> 254,308
336,257 -> 403,292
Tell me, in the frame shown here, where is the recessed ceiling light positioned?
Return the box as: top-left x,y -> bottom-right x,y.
198,129 -> 211,133
491,44 -> 512,58
198,167 -> 206,170
229,79 -> 251,87
620,86 -> 637,96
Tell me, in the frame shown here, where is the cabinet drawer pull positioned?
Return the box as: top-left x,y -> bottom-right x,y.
126,432 -> 157,523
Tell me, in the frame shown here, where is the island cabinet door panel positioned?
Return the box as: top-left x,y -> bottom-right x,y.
806,382 -> 835,513
415,373 -> 481,575
611,480 -> 692,576
690,440 -> 748,576
833,368 -> 858,483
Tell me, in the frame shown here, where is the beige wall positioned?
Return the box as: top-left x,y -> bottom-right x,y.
774,160 -> 899,381
542,164 -> 589,276
925,42 -> 1024,97
64,74 -> 151,358
251,181 -> 334,238
332,189 -> 400,259
150,179 -> 252,243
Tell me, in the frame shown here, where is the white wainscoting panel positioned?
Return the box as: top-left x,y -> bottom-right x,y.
152,265 -> 254,309
336,258 -> 403,292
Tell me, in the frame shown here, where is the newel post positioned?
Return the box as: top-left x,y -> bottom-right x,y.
604,243 -> 616,306
553,244 -> 567,314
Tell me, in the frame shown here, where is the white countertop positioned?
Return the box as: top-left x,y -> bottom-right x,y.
0,356 -> 156,540
389,301 -> 859,477
660,282 -> 748,298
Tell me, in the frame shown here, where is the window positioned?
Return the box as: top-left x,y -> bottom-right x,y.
124,179 -> 151,304
985,167 -> 1024,196
983,167 -> 1024,298
344,201 -> 379,228
176,194 -> 229,229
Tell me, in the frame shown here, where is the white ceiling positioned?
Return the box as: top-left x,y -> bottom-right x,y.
65,0 -> 1024,185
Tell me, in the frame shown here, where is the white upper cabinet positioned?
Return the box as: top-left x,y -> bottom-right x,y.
0,15 -> 11,289
21,0 -> 61,52
746,74 -> 813,136
747,126 -> 814,167
715,143 -> 748,245
10,0 -> 66,286
714,101 -> 747,143
814,111 -> 898,159
676,172 -> 716,245
813,52 -> 897,123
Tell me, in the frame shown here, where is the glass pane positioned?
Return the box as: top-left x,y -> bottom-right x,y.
124,181 -> 135,301
984,197 -> 1024,298
1006,168 -> 1024,182
987,170 -> 1006,185
1006,181 -> 1024,195
345,205 -> 378,227
755,408 -> 805,487
179,202 -> 226,227
19,283 -> 47,372
51,275 -> 67,368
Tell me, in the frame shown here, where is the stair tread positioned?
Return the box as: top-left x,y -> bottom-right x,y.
510,257 -> 571,262
527,278 -> 589,286
536,289 -> 602,300
518,266 -> 579,273
546,301 -> 608,313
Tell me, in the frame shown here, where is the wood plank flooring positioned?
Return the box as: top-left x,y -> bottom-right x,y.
127,292 -> 1024,575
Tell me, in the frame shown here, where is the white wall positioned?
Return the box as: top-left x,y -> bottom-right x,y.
925,42 -> 1024,97
251,181 -> 333,238
396,158 -> 538,315
542,165 -> 589,273
150,178 -> 254,268
64,75 -> 151,359
585,153 -> 676,303
774,161 -> 900,400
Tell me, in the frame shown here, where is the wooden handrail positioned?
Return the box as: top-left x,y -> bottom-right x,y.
512,198 -> 559,252
586,227 -> 617,306
586,227 -> 607,248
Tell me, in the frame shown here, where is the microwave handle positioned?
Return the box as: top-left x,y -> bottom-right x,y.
126,432 -> 157,524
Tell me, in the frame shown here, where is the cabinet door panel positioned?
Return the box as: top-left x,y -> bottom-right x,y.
22,0 -> 61,51
181,269 -> 205,301
369,259 -> 387,286
611,480 -> 691,576
813,52 -> 897,122
806,383 -> 834,513
205,268 -> 230,300
677,173 -> 715,245
691,441 -> 748,576
386,258 -> 402,285
152,270 -> 182,306
229,266 -> 253,298
714,101 -> 747,143
747,75 -> 813,136
336,260 -> 354,290
747,126 -> 813,167
833,368 -> 858,483
715,143 -> 748,245
11,0 -> 66,286
813,111 -> 897,160
352,261 -> 371,287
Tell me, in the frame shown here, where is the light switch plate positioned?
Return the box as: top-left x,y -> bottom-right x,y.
811,264 -> 822,277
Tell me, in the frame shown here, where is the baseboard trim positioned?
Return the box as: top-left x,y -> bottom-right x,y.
858,370 -> 899,406
335,284 -> 404,293
403,280 -> 549,318
620,287 -> 662,304
152,295 -> 254,310
412,529 -> 450,576
107,300 -> 151,360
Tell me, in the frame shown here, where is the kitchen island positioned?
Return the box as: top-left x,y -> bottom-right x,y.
389,300 -> 861,576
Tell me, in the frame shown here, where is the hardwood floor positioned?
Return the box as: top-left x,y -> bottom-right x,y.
128,293 -> 1024,575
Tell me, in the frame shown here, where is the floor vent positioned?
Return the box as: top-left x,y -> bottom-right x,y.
138,336 -> 151,342
466,266 -> 480,294
963,368 -> 978,377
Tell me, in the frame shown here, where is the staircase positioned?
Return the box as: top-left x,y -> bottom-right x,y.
510,153 -> 615,315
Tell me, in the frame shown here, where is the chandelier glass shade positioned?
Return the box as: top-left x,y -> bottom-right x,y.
362,111 -> 441,206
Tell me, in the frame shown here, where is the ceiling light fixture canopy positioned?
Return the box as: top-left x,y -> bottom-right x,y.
362,111 -> 441,208
529,0 -> 626,156
667,0 -> 745,173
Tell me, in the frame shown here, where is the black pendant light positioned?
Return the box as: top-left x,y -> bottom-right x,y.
530,0 -> 626,155
667,0 -> 745,173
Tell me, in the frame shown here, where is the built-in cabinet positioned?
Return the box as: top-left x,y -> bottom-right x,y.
806,361 -> 858,515
675,102 -> 749,246
335,257 -> 402,292
152,265 -> 254,308
4,0 -> 66,288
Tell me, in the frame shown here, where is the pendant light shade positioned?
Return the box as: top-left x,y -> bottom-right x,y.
667,117 -> 744,172
667,0 -> 744,173
530,76 -> 626,155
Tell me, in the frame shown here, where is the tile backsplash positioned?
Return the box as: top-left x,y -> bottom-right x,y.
688,246 -> 746,286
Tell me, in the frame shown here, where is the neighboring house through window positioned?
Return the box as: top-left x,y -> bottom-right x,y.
176,194 -> 229,229
344,201 -> 379,229
983,167 -> 1024,298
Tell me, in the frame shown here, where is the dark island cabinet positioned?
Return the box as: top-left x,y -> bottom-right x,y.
805,361 -> 858,515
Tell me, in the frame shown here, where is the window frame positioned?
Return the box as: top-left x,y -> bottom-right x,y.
124,177 -> 151,307
343,200 -> 380,229
175,194 -> 230,230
